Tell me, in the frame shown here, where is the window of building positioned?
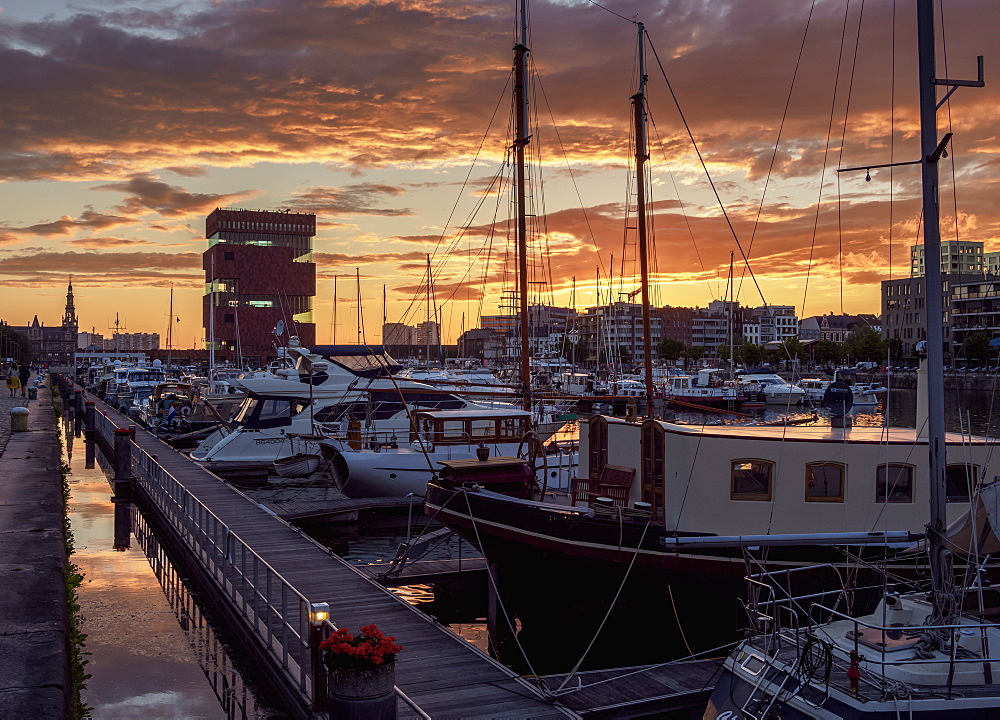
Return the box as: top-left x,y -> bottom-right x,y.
806,462 -> 845,502
731,460 -> 773,501
876,464 -> 913,503
946,464 -> 978,502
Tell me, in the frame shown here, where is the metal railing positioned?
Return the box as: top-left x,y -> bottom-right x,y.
91,405 -> 318,708
84,391 -> 434,717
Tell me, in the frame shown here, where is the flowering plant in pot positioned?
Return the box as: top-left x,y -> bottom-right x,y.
320,624 -> 402,671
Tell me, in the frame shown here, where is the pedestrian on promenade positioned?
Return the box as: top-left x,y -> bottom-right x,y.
18,363 -> 30,397
6,364 -> 21,397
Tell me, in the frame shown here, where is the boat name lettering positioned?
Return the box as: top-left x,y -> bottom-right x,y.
255,438 -> 286,445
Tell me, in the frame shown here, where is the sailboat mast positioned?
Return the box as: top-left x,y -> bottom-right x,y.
632,22 -> 655,416
515,0 -> 532,412
917,0 -> 954,619
167,287 -> 174,369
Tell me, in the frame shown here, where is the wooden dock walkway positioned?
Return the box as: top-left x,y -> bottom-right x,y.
83,395 -> 575,718
543,659 -> 719,717
257,495 -> 416,521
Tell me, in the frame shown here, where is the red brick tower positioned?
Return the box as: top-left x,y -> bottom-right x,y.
204,208 -> 317,357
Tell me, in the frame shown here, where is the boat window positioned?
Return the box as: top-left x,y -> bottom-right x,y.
470,419 -> 496,440
731,460 -> 773,501
946,464 -> 978,503
499,417 -> 526,440
805,462 -> 845,502
439,420 -> 467,441
876,464 -> 913,503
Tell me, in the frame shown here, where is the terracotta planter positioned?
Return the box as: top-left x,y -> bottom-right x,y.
327,661 -> 397,719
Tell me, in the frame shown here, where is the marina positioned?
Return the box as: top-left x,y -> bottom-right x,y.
1,0 -> 1000,718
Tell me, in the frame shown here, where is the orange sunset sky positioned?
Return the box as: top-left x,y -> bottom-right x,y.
1,0 -> 998,347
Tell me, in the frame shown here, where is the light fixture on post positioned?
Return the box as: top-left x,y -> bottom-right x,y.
309,601 -> 331,712
310,601 -> 331,626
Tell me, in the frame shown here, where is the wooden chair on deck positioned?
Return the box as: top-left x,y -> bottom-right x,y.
571,464 -> 637,508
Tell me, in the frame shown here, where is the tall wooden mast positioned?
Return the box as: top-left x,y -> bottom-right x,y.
632,23 -> 655,416
514,0 -> 532,412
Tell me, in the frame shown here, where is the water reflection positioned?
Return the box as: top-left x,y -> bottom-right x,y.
65,420 -> 283,719
671,387 -> 1000,438
131,508 -> 279,719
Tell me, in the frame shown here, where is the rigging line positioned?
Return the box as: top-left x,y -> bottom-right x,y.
834,0 -> 867,319
937,0 -> 961,246
391,74 -> 512,329
646,110 -> 714,299
583,0 -> 638,25
800,0 -> 858,318
643,31 -> 769,308
532,70 -> 609,282
733,0 -> 821,303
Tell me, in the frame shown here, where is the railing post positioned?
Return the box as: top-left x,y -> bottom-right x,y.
309,605 -> 330,712
112,428 -> 135,502
84,401 -> 96,469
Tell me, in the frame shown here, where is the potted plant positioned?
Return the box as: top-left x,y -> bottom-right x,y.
320,624 -> 402,714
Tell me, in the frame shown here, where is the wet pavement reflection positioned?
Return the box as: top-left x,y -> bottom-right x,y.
64,419 -> 282,718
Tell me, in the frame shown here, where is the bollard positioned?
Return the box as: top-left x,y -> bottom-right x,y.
10,407 -> 29,433
74,388 -> 84,414
112,428 -> 134,502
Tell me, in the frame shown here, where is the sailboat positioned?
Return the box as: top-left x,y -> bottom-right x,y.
424,2 -> 1000,665
705,1 -> 998,716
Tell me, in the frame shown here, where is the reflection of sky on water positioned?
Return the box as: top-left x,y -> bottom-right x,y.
672,388 -> 1000,437
64,435 -> 229,718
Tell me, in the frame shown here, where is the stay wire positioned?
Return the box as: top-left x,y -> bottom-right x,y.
800,0 -> 860,318
644,31 -> 769,308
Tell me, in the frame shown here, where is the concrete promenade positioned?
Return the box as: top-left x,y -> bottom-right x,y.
0,381 -> 71,717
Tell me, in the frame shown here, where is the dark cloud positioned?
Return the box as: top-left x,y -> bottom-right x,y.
93,173 -> 255,217
0,250 -> 202,287
288,184 -> 411,217
0,209 -> 131,244
67,236 -> 156,248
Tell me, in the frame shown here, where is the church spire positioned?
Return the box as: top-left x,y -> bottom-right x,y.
62,276 -> 78,329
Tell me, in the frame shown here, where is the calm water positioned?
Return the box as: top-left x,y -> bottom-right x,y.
64,419 -> 282,718
674,387 -> 1000,438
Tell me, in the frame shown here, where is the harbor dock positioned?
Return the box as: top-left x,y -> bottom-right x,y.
71,380 -> 576,718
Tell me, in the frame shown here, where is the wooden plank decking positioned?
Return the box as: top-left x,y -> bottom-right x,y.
94,400 -> 574,718
356,558 -> 489,586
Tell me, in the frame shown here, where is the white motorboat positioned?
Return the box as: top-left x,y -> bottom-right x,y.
737,370 -> 805,405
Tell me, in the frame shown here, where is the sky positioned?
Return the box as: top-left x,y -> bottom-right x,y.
0,0 -> 998,348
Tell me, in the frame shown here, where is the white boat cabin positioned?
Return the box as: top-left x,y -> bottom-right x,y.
577,415 -> 999,537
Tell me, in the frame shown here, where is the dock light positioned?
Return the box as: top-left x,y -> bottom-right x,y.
310,602 -> 330,626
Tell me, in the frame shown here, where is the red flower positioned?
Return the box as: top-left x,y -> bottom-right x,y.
321,624 -> 403,671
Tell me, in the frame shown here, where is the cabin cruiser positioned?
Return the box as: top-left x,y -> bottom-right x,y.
189,344 -> 521,474
736,370 -> 805,405
661,368 -> 740,408
322,406 -> 578,498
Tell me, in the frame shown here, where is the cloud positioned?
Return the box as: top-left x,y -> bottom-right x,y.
93,174 -> 255,218
288,184 -> 412,217
0,251 -> 202,287
0,209 -> 131,244
67,236 -> 156,248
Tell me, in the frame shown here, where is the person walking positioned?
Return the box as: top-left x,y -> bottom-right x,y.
18,363 -> 30,398
6,364 -> 20,398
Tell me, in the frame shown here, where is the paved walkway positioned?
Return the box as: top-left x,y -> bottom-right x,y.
0,384 -> 30,457
0,379 -> 71,717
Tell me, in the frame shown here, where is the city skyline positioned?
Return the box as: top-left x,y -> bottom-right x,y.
1,0 -> 998,346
